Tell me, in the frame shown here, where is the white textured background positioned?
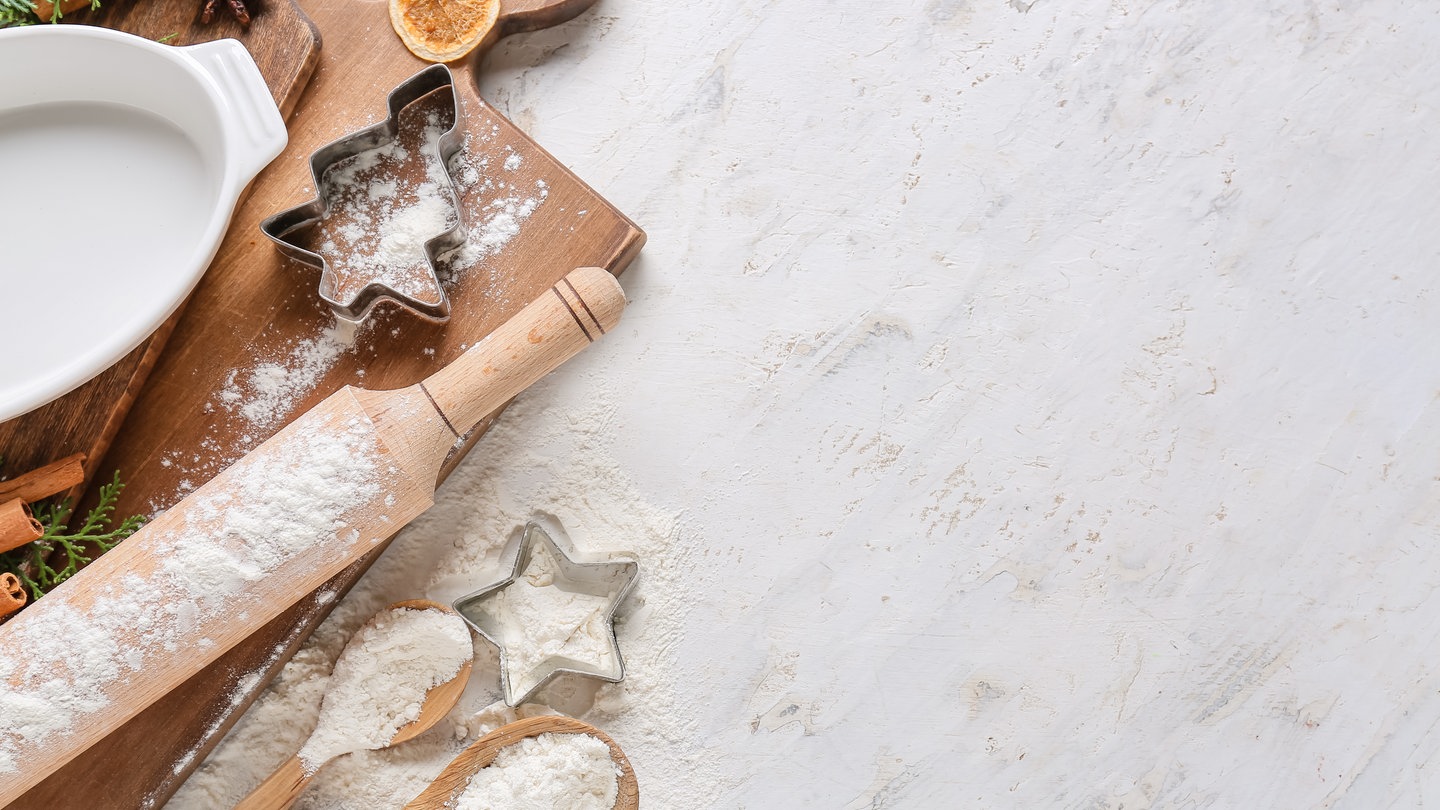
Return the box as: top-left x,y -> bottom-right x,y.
454,1 -> 1438,805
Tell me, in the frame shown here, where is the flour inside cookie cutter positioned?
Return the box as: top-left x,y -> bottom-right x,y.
453,517 -> 639,706
260,64 -> 465,323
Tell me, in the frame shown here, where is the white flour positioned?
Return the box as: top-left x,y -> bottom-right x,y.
481,539 -> 617,700
216,318 -> 363,434
204,126 -> 547,449
172,385 -> 713,808
0,418 -> 382,777
441,182 -> 547,275
439,134 -> 546,278
453,732 -> 619,810
298,606 -> 472,773
316,112 -> 456,302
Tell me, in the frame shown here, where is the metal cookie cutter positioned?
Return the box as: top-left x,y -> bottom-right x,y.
260,64 -> 465,323
454,519 -> 639,706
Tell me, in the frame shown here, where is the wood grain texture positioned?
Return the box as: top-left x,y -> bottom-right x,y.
70,0 -> 321,119
0,269 -> 626,804
421,267 -> 624,436
0,0 -> 319,515
231,755 -> 312,810
402,716 -> 639,810
2,1 -> 639,806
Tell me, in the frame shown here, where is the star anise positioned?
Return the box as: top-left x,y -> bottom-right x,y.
200,0 -> 250,26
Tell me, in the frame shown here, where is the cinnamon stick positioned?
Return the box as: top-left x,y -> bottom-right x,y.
0,453 -> 85,505
0,573 -> 25,620
0,499 -> 44,555
29,0 -> 92,21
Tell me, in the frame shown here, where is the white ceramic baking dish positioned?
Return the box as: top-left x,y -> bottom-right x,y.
0,25 -> 286,421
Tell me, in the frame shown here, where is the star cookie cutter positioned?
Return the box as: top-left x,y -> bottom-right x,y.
453,518 -> 639,706
260,64 -> 465,323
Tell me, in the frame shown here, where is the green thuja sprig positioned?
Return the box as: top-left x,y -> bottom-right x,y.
0,0 -> 103,28
0,471 -> 144,602
0,0 -> 37,27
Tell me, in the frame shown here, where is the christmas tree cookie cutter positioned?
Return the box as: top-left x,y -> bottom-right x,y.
260,64 -> 464,323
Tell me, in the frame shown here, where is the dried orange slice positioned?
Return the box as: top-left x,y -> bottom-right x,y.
389,0 -> 500,63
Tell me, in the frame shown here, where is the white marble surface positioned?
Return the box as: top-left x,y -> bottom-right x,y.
238,1 -> 1440,806
473,0 -> 1440,805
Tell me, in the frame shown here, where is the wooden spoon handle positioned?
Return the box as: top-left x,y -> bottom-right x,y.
232,755 -> 315,810
496,0 -> 598,37
419,267 -> 624,439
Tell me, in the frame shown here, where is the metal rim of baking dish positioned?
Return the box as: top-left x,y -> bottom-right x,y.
453,520 -> 640,707
259,63 -> 466,323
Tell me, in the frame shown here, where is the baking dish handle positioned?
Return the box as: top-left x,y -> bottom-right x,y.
184,38 -> 288,184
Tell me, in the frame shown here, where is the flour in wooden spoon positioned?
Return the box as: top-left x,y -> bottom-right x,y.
453,732 -> 618,810
0,418 -> 382,776
173,384 -> 715,809
297,606 -> 472,773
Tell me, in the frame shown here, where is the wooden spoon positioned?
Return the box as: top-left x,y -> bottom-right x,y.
0,267 -> 623,805
234,600 -> 474,810
403,716 -> 638,809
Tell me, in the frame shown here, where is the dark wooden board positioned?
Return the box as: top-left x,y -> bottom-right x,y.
0,0 -> 320,509
3,0 -> 639,806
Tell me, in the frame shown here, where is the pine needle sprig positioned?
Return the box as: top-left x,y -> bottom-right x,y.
0,0 -> 103,28
0,471 -> 144,602
0,0 -> 36,28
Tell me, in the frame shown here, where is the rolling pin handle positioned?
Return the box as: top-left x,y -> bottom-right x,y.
419,267 -> 625,438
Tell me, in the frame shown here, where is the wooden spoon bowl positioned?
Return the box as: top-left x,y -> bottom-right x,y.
403,716 -> 638,810
387,600 -> 474,745
234,600 -> 474,810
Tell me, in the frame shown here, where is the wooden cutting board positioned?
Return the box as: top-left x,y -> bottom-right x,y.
0,0 -> 319,505
3,1 -> 641,807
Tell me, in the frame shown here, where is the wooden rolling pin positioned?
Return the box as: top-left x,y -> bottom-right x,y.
0,267 -> 625,803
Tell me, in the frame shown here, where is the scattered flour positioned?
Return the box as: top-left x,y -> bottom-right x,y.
477,538 -> 618,701
0,418 -> 383,778
206,126 -> 546,449
171,386 -> 715,809
0,97 -> 570,800
315,112 -> 456,303
298,606 -> 472,773
435,130 -> 548,280
453,732 -> 619,810
216,318 -> 362,432
308,113 -> 545,306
